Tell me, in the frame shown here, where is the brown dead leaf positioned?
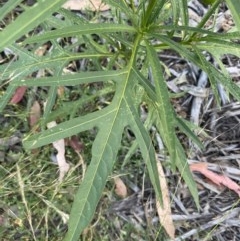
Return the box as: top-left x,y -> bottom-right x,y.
29,101 -> 41,128
114,177 -> 127,198
57,86 -> 65,98
156,160 -> 175,239
29,101 -> 41,155
47,121 -> 70,182
67,135 -> 84,153
10,86 -> 27,104
63,0 -> 110,11
0,215 -> 6,226
34,45 -> 48,56
190,162 -> 240,197
65,136 -> 85,177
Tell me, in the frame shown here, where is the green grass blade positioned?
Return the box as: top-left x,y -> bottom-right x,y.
170,0 -> 180,27
179,0 -> 188,27
0,0 -> 67,51
0,85 -> 17,112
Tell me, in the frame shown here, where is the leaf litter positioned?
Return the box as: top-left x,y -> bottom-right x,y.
114,176 -> 128,199
108,2 -> 240,240
156,159 -> 175,239
190,162 -> 240,197
47,121 -> 70,182
63,0 -> 110,11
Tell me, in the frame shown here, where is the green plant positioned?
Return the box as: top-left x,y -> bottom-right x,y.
1,0 -> 240,240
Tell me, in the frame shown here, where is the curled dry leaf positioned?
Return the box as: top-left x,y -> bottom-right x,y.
47,121 -> 70,182
10,86 -> 27,104
190,162 -> 240,197
114,177 -> 128,198
156,160 -> 175,239
63,0 -> 110,11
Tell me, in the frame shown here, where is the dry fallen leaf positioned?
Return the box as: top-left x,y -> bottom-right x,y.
156,160 -> 175,239
34,44 -> 48,56
190,162 -> 240,197
10,86 -> 27,104
63,0 -> 110,11
47,121 -> 70,182
66,135 -> 86,177
0,215 -> 6,226
114,176 -> 128,198
67,135 -> 84,153
57,86 -> 65,98
29,101 -> 42,155
29,100 -> 41,128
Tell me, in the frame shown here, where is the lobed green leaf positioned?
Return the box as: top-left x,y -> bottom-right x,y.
145,41 -> 176,161
23,23 -> 136,44
63,110 -> 125,241
11,70 -> 127,87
